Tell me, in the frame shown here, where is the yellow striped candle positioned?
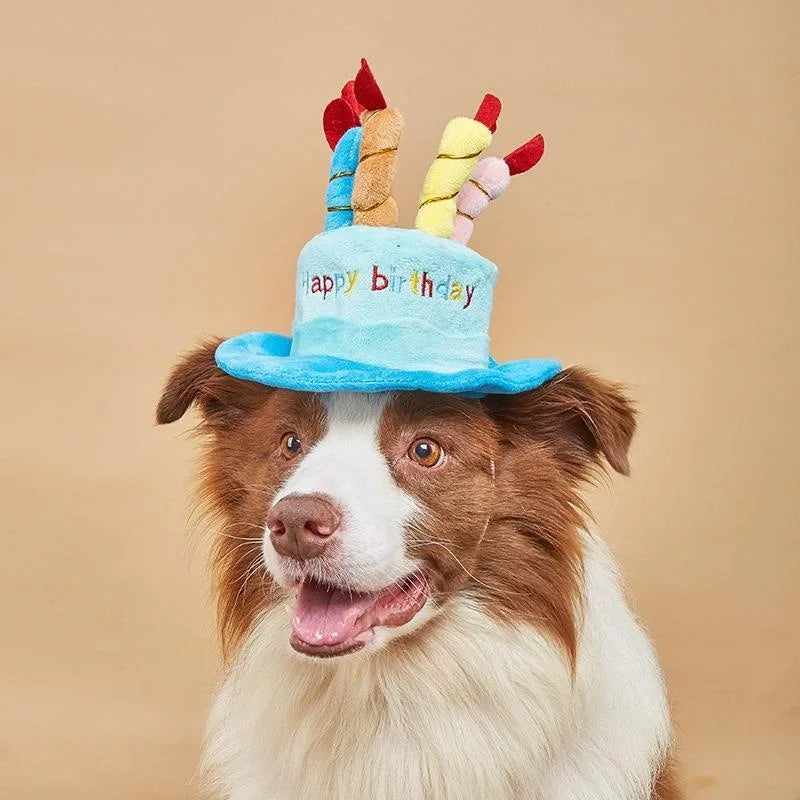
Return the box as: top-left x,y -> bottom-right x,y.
415,117 -> 492,238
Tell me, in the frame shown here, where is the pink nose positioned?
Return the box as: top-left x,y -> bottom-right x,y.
266,493 -> 341,561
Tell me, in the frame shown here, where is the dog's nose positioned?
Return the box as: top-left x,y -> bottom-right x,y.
266,493 -> 341,561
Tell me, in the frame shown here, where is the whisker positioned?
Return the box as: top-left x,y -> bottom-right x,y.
405,525 -> 504,595
216,541 -> 264,561
214,531 -> 264,542
232,553 -> 266,609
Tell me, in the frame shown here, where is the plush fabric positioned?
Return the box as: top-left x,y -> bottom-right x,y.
292,316 -> 489,374
452,157 -> 511,244
216,331 -> 561,396
473,93 -> 501,133
213,225 -> 562,395
415,117 -> 493,238
352,108 -> 403,226
291,226 -> 496,372
323,97 -> 360,150
340,79 -> 364,116
325,127 -> 362,230
504,133 -> 545,175
354,57 -> 386,111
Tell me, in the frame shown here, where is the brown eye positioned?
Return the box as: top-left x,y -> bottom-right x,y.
279,432 -> 303,459
408,438 -> 444,468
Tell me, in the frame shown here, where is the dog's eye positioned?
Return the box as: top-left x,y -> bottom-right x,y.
279,432 -> 303,459
408,438 -> 444,468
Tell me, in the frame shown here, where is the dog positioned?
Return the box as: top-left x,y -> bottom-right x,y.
157,338 -> 679,800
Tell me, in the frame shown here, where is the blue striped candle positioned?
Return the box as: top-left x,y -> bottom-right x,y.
325,127 -> 362,230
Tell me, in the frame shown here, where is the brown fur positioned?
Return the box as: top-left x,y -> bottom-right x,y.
157,341 -> 326,656
485,367 -> 636,480
378,392 -> 500,591
474,443 -> 585,667
378,393 -> 583,663
479,368 -> 637,662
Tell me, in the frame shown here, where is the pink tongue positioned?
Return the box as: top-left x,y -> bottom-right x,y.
292,580 -> 380,646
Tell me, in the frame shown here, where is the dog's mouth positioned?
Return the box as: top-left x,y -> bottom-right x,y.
289,572 -> 430,658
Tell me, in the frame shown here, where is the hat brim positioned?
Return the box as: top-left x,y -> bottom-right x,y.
215,332 -> 562,396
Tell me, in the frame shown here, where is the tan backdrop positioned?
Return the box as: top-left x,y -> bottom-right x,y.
2,1 -> 798,797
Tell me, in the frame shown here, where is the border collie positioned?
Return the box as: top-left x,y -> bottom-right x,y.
157,339 -> 679,800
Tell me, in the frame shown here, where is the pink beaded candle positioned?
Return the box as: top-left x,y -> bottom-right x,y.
452,134 -> 545,244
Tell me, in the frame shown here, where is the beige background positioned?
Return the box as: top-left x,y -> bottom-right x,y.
2,1 -> 798,797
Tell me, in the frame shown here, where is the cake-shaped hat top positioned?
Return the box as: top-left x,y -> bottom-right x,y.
215,58 -> 558,395
323,58 -> 545,241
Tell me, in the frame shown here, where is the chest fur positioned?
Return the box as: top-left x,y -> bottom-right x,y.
203,599 -> 572,800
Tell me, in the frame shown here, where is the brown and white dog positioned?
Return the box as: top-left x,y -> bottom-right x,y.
157,338 -> 679,800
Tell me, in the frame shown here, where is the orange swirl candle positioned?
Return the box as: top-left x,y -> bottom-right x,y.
351,59 -> 403,227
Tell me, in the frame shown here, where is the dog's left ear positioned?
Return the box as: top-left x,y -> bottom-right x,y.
483,367 -> 636,479
156,338 -> 267,429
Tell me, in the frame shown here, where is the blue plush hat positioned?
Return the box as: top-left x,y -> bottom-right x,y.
216,59 -> 557,396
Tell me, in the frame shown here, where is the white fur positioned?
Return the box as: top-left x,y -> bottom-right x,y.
539,531 -> 671,799
203,533 -> 670,800
263,393 -> 420,593
203,596 -> 571,800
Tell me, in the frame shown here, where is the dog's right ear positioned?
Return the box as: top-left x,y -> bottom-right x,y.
156,338 -> 262,427
483,367 -> 636,481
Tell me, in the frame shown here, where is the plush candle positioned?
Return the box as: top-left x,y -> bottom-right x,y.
322,94 -> 362,230
415,96 -> 500,238
325,126 -> 363,230
350,59 -> 402,227
323,96 -> 359,150
353,57 -> 386,112
503,133 -> 545,177
340,79 -> 364,117
452,133 -> 545,244
452,157 -> 511,244
352,108 -> 403,226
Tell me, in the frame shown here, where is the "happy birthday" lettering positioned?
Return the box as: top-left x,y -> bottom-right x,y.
301,266 -> 476,309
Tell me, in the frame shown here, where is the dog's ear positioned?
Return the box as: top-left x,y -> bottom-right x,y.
483,367 -> 636,479
156,338 -> 265,427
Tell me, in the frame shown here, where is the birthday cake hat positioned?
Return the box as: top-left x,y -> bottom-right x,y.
216,59 -> 559,395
